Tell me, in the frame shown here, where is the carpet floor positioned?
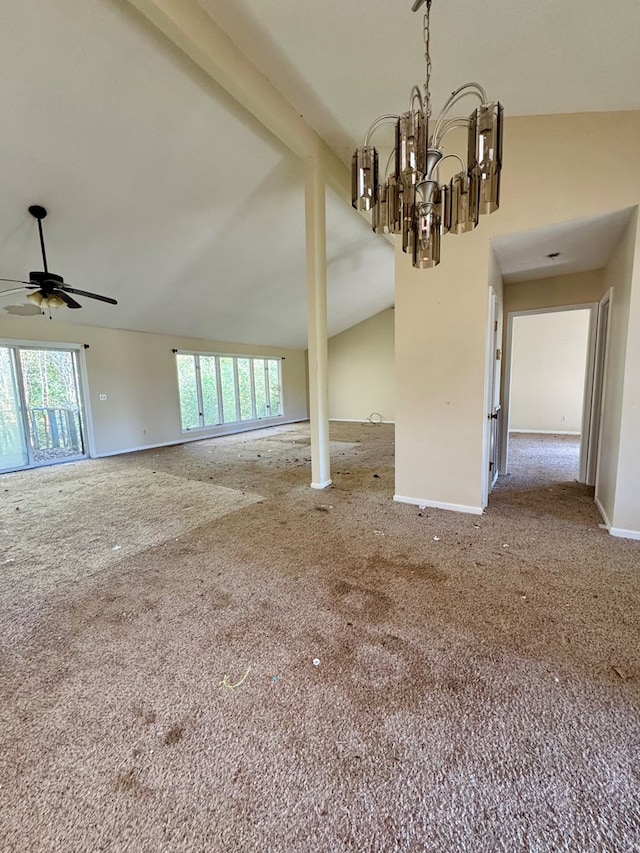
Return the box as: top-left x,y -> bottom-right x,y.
0,424 -> 638,852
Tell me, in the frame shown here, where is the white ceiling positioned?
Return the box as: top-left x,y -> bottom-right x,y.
1,0 -> 639,347
493,208 -> 636,284
203,0 -> 640,163
0,0 -> 392,348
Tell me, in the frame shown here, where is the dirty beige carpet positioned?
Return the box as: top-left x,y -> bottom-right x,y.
0,424 -> 638,852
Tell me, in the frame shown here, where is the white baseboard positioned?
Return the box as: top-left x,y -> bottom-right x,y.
509,429 -> 581,435
594,496 -> 611,529
329,418 -> 395,424
593,498 -> 640,539
609,527 -> 640,541
311,479 -> 332,489
94,418 -> 307,458
393,494 -> 483,516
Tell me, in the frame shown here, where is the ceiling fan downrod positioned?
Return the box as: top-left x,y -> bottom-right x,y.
28,205 -> 49,274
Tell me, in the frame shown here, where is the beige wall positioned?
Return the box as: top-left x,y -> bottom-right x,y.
0,316 -> 308,457
327,308 -> 394,422
510,309 -> 591,433
395,111 -> 640,527
596,211 -> 639,532
613,214 -> 640,533
504,269 -> 606,315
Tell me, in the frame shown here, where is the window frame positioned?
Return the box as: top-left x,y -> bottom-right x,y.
175,350 -> 284,433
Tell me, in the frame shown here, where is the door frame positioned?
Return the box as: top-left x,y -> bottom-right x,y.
481,285 -> 500,507
500,302 -> 598,481
590,289 -> 613,489
0,338 -> 95,470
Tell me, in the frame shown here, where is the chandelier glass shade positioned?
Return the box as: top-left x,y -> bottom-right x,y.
351,0 -> 503,269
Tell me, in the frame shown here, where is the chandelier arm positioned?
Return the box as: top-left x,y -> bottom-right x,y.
433,87 -> 485,141
364,114 -> 399,147
410,85 -> 424,113
432,118 -> 470,147
443,81 -> 488,107
428,152 -> 466,181
384,149 -> 397,181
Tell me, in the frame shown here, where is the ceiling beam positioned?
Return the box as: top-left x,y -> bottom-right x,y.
123,0 -> 350,195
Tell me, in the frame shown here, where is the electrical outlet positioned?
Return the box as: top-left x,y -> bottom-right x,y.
99,393 -> 107,401
560,415 -> 566,422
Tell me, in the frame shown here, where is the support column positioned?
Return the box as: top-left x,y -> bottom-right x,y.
305,155 -> 331,489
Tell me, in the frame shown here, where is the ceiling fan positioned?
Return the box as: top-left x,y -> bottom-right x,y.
0,205 -> 118,312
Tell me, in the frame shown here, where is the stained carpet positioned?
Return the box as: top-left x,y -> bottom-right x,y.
0,424 -> 638,852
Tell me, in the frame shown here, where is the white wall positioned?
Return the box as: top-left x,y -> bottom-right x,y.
510,309 -> 591,433
327,308 -> 394,422
0,316 -> 308,457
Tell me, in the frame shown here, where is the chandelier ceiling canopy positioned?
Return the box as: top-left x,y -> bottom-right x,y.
352,0 -> 503,269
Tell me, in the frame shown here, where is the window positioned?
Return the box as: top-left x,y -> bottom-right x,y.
176,352 -> 282,431
0,343 -> 87,472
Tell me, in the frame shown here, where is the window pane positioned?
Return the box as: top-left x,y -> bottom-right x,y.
237,358 -> 253,421
253,360 -> 267,419
0,348 -> 29,470
177,354 -> 200,430
268,360 -> 281,416
20,349 -> 85,460
219,357 -> 238,423
200,356 -> 220,426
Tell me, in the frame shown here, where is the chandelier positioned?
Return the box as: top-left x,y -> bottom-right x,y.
351,0 -> 503,269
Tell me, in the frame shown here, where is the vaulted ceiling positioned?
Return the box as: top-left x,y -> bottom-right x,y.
1,0 -> 639,347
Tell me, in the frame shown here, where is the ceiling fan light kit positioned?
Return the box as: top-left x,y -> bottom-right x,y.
0,205 -> 118,314
352,0 -> 503,269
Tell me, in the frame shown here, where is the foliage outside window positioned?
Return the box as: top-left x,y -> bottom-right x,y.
176,352 -> 283,431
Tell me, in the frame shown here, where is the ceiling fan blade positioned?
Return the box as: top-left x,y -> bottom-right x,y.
0,278 -> 36,286
61,285 -> 117,305
55,290 -> 82,309
0,286 -> 32,298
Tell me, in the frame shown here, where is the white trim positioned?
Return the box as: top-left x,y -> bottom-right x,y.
596,483 -> 640,540
593,288 -> 613,494
174,346 -> 286,360
393,494 -> 483,515
0,337 -> 86,351
594,495 -> 611,529
482,285 -> 498,508
509,429 -> 580,435
579,304 -> 599,482
311,479 -> 332,489
77,346 -> 97,459
610,527 -> 640,541
329,418 -> 395,424
95,417 -> 307,457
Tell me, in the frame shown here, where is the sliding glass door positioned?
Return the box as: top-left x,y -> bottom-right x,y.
0,347 -> 29,471
0,344 -> 86,472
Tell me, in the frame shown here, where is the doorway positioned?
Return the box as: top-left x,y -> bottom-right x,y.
0,344 -> 87,472
501,304 -> 600,482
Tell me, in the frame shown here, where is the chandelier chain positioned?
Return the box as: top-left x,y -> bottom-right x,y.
423,0 -> 432,117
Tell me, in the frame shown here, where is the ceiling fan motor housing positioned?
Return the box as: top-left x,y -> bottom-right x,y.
29,271 -> 64,287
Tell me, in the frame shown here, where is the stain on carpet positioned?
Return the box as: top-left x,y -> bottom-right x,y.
164,723 -> 185,745
114,769 -> 152,797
